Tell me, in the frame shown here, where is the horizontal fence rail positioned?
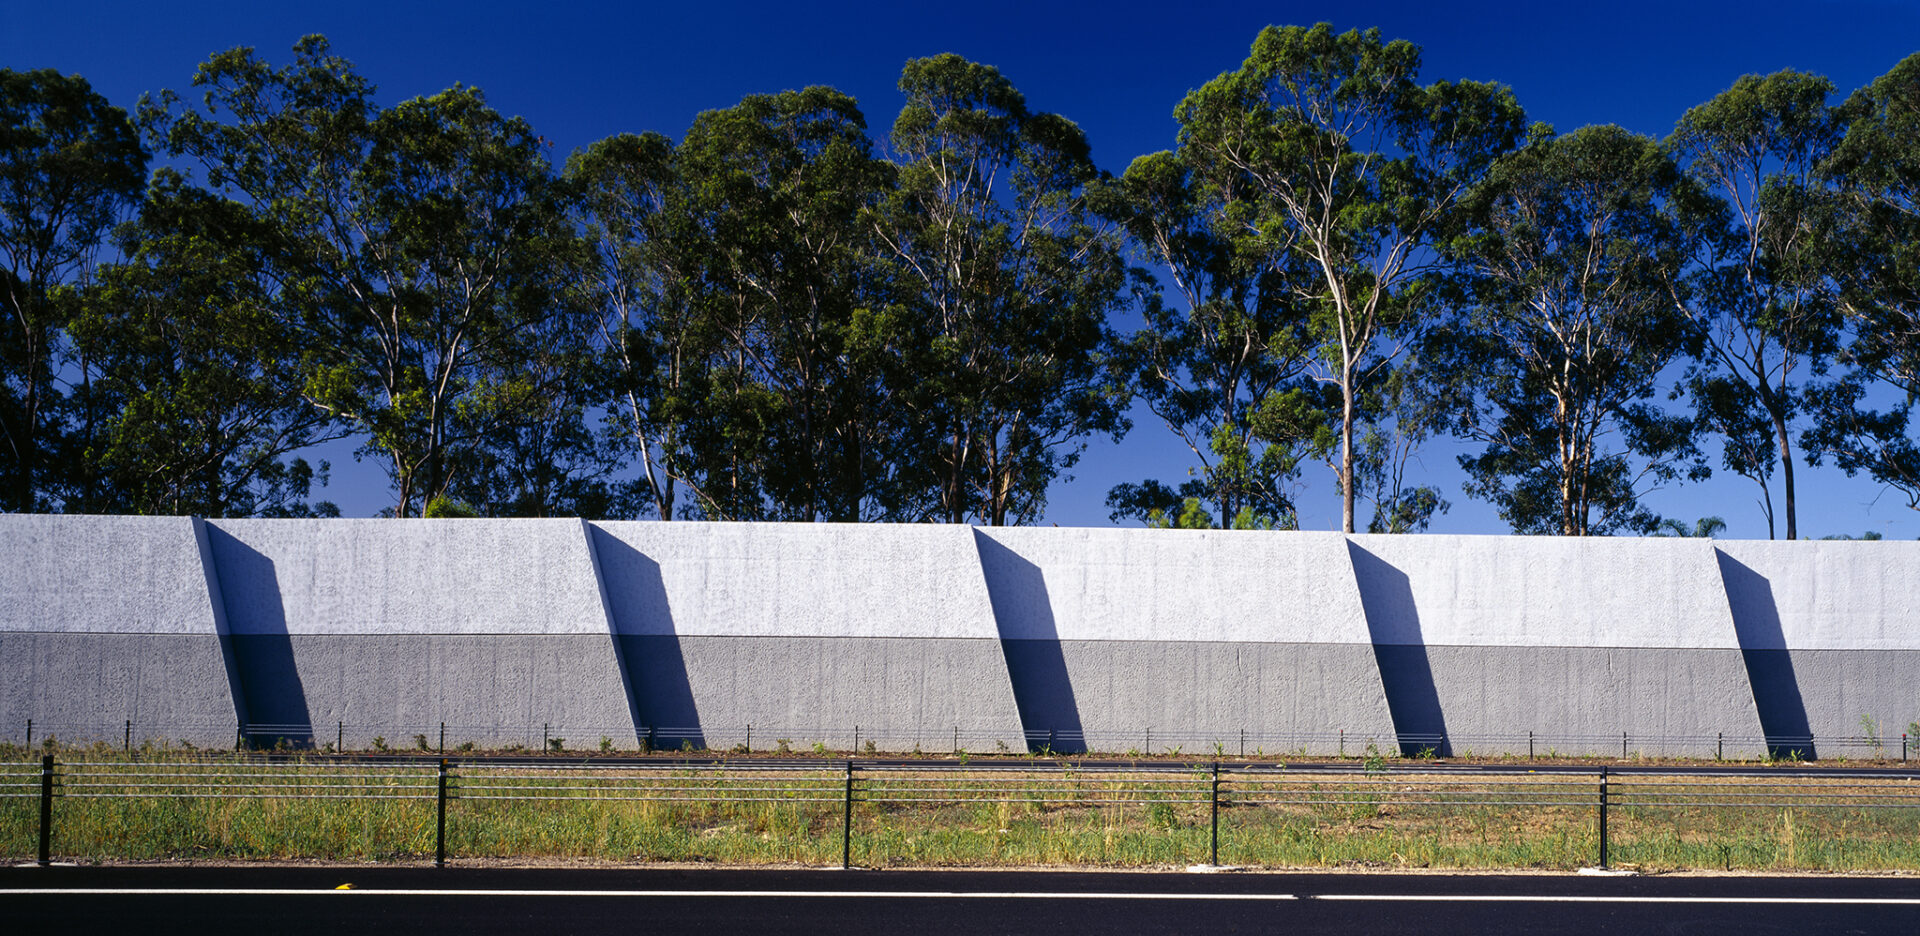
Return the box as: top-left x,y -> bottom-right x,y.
6,755 -> 1919,871
6,719 -> 1914,761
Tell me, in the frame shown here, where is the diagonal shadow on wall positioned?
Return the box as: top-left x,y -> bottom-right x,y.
206,526 -> 312,748
591,527 -> 704,751
974,530 -> 1085,754
1348,540 -> 1450,757
1717,549 -> 1815,759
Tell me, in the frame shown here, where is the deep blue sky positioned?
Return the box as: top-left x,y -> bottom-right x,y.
8,1 -> 1919,536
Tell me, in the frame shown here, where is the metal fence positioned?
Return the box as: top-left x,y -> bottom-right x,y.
6,755 -> 1918,870
7,719 -> 1914,761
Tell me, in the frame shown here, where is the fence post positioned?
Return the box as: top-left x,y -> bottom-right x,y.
1339,729 -> 1345,759
37,754 -> 54,867
24,719 -> 31,750
543,723 -> 549,752
124,719 -> 131,753
1528,731 -> 1534,759
854,725 -> 860,754
1904,733 -> 1908,762
337,721 -> 343,753
841,760 -> 854,870
1717,732 -> 1723,761
1240,729 -> 1246,758
1209,761 -> 1220,867
1597,765 -> 1609,870
439,722 -> 445,755
1145,728 -> 1152,756
952,726 -> 959,755
435,758 -> 449,868
1621,732 -> 1628,760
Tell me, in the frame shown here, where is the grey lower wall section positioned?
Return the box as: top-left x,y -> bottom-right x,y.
1737,649 -> 1920,757
1382,646 -> 1767,757
0,634 -> 240,747
1006,640 -> 1396,755
620,635 -> 1025,751
229,635 -> 639,748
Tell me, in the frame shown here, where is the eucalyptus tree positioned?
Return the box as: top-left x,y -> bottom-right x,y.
145,36 -> 592,517
1435,125 -> 1709,536
1807,52 -> 1920,510
68,170 -> 338,516
0,68 -> 148,511
567,131 -> 689,520
672,87 -> 904,522
1668,70 -> 1845,539
875,54 -> 1130,526
1172,23 -> 1527,531
1102,149 -> 1319,529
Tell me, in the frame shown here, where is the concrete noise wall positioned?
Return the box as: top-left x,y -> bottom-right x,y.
2,516 -> 1915,756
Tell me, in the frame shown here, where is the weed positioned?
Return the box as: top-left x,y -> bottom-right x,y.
456,741 -> 475,753
371,736 -> 389,752
811,741 -> 828,757
548,737 -> 566,753
413,734 -> 431,752
956,750 -> 969,765
775,738 -> 792,755
863,740 -> 877,756
1860,714 -> 1883,755
681,740 -> 695,753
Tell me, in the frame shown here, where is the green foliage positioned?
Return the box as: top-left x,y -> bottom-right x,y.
1433,125 -> 1710,535
1174,23 -> 1527,531
1670,70 -> 1845,540
422,495 -> 480,518
1806,52 -> 1920,512
0,67 -> 148,512
144,37 -> 600,518
876,54 -> 1132,525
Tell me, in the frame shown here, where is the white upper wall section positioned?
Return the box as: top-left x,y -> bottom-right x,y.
977,528 -> 1371,644
0,514 -> 219,634
592,521 -> 1001,639
1349,534 -> 1739,649
208,518 -> 609,635
1715,541 -> 1920,650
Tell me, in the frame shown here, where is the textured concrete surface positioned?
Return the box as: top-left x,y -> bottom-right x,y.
1348,536 -> 1763,755
0,634 -> 239,746
594,522 -> 1026,751
0,515 -> 239,746
207,519 -> 638,747
207,519 -> 612,635
1716,542 -> 1920,753
1008,640 -> 1396,754
1347,535 -> 1740,648
619,635 -> 1025,751
1386,646 -> 1766,756
976,528 -> 1395,753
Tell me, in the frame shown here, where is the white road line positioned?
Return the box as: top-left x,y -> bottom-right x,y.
1314,895 -> 1920,906
0,889 -> 1297,900
1,889 -> 1915,906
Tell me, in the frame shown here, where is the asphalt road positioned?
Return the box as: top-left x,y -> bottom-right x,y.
4,867 -> 1917,935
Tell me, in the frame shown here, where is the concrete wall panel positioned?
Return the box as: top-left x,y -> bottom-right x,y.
593,522 -> 1025,751
207,518 -> 637,746
976,528 -> 1395,752
0,515 -> 238,746
1349,535 -> 1764,754
1716,542 -> 1920,751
